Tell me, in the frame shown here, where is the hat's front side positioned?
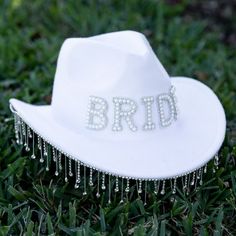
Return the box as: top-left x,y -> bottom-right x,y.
9,31 -> 226,198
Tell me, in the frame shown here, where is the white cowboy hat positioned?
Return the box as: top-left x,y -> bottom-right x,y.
9,31 -> 226,200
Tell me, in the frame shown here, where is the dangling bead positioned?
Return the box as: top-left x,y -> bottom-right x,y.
22,121 -> 26,147
190,172 -> 196,186
31,132 -> 36,159
24,125 -> 30,152
45,148 -> 50,172
54,151 -> 59,176
172,178 -> 177,194
197,169 -> 201,179
96,172 -> 100,198
154,180 -> 160,195
198,168 -> 203,186
214,154 -> 219,169
74,161 -> 80,188
182,174 -> 188,192
39,148 -> 44,163
83,166 -> 87,195
43,141 -> 48,157
68,158 -> 73,177
89,168 -> 93,186
77,161 -> 81,183
74,181 -> 79,189
38,137 -> 44,163
120,178 -> 124,203
18,118 -> 23,145
27,126 -> 32,138
37,136 -> 41,150
199,175 -> 203,186
58,152 -> 62,171
52,148 -> 56,162
115,177 -> 119,192
204,164 -> 207,174
138,180 -> 142,194
64,155 -> 68,182
186,174 -> 190,195
125,179 -> 130,193
101,173 -> 106,190
13,114 -> 20,144
160,180 -> 166,195
144,181 -> 147,206
108,175 -> 111,204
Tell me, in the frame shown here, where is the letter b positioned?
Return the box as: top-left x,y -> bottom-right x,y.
86,96 -> 108,130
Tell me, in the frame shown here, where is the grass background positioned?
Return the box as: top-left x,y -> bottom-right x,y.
0,0 -> 236,235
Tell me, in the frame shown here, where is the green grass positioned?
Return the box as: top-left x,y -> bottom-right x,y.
0,0 -> 236,235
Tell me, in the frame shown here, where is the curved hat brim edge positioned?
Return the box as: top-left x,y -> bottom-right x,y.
8,76 -> 226,196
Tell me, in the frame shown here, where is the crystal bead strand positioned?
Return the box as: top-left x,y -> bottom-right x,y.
38,137 -> 44,163
160,180 -> 166,195
190,171 -> 196,186
27,126 -> 32,139
31,131 -> 36,159
195,170 -> 199,190
120,178 -> 124,203
83,166 -> 87,195
154,180 -> 160,195
45,144 -> 50,171
43,140 -> 49,171
197,168 -> 201,180
101,173 -> 106,190
13,114 -> 20,144
115,177 -> 119,192
108,175 -> 111,204
77,161 -> 81,184
21,121 -> 26,147
138,180 -> 142,194
25,125 -> 30,152
54,150 -> 59,176
68,158 -> 73,177
74,161 -> 80,189
204,164 -> 207,174
182,174 -> 188,192
58,152 -> 62,171
195,168 -> 202,189
96,172 -> 100,198
64,155 -> 68,182
144,181 -> 147,206
52,148 -> 56,162
172,178 -> 177,194
199,168 -> 203,186
214,154 -> 219,170
18,118 -> 23,145
135,180 -> 139,195
43,141 -> 48,157
213,155 -> 218,173
197,168 -> 201,181
186,174 -> 190,195
125,179 -> 130,193
89,168 -> 93,186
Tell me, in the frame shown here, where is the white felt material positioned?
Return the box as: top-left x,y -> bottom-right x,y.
9,31 -> 226,180
52,31 -> 170,135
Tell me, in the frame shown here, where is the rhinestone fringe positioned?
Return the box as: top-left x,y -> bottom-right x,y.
11,111 -> 220,204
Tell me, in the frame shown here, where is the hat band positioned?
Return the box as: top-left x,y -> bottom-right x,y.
86,85 -> 178,131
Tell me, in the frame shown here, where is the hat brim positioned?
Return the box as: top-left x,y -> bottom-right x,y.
9,77 -> 226,180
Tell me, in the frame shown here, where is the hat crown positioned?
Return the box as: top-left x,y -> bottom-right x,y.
52,31 -> 172,136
